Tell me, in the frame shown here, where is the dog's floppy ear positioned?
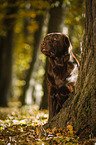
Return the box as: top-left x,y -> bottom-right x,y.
62,34 -> 70,54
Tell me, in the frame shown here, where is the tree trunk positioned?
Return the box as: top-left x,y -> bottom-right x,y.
0,0 -> 18,106
48,6 -> 65,33
40,57 -> 49,109
44,0 -> 96,138
0,30 -> 14,106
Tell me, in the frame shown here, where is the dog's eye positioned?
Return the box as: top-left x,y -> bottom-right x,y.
42,42 -> 45,46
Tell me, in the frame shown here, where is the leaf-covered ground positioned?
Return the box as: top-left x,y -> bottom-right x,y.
0,101 -> 95,145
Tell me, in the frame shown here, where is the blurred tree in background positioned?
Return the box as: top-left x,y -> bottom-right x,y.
0,0 -> 18,106
0,0 -> 85,107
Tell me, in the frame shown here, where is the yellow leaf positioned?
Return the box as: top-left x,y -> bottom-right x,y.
67,125 -> 73,135
67,125 -> 73,130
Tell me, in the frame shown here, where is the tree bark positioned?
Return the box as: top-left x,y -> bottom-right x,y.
44,0 -> 96,138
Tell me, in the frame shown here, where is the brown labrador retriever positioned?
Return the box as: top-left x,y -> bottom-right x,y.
40,33 -> 78,120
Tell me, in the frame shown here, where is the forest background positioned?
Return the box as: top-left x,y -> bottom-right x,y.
0,0 -> 85,107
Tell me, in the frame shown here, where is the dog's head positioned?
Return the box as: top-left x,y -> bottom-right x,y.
40,33 -> 70,58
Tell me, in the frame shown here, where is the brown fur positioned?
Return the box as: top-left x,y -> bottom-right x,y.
40,33 -> 76,120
